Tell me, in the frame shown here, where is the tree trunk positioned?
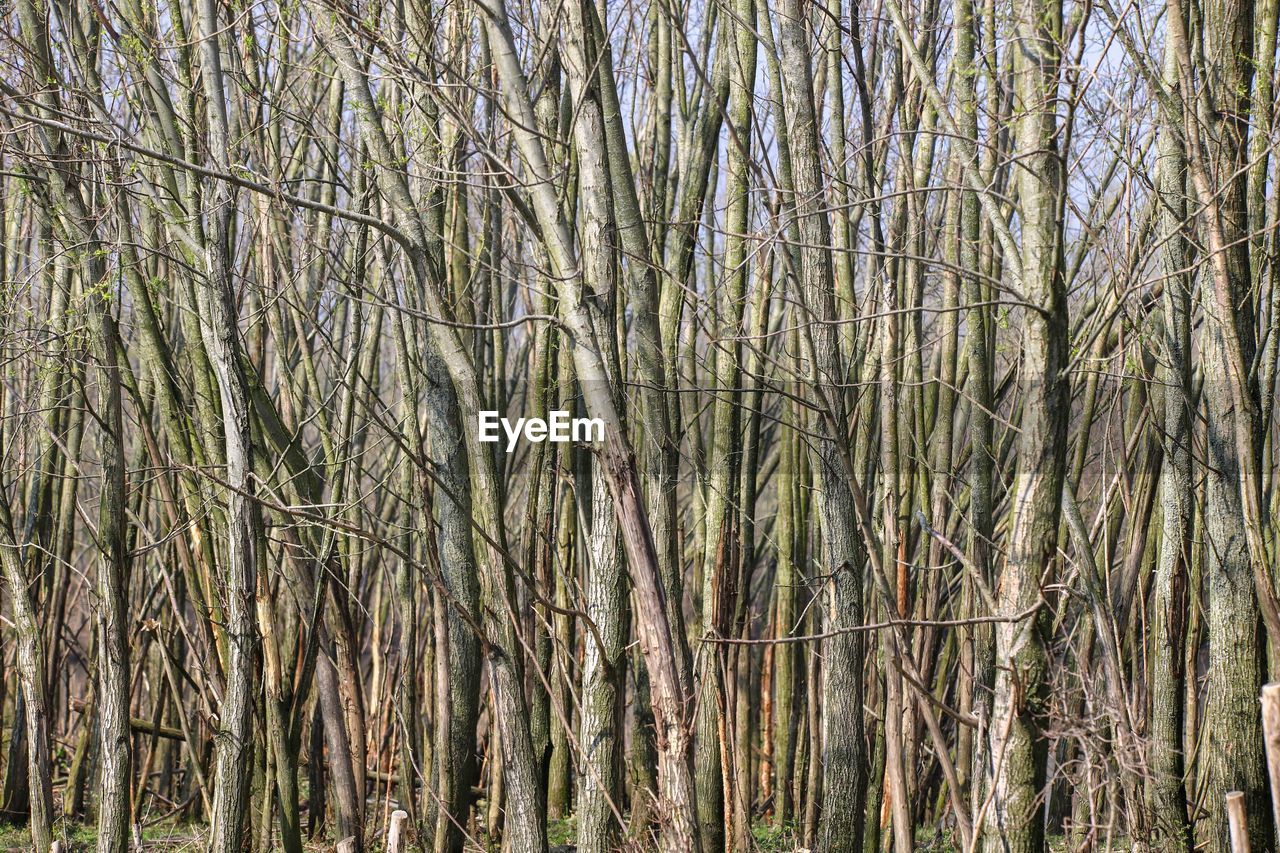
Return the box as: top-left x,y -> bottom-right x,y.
983,0 -> 1068,846
1146,10 -> 1194,847
773,1 -> 868,848
195,1 -> 263,847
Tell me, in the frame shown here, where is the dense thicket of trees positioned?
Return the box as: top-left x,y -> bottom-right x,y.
0,0 -> 1278,849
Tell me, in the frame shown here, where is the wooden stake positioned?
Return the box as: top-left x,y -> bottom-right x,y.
1261,683 -> 1280,846
386,809 -> 410,853
1227,791 -> 1252,853
336,836 -> 358,853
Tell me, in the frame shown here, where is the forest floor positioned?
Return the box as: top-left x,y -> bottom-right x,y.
0,820 -> 206,850
0,819 -> 1087,851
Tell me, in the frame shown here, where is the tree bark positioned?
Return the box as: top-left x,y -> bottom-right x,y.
983,0 -> 1068,847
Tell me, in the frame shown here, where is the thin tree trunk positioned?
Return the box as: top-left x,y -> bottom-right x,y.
773,1 -> 868,848
563,4 -> 627,848
982,0 -> 1068,846
1145,9 -> 1194,847
195,1 -> 263,846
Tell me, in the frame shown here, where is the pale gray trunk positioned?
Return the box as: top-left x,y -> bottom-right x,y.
475,0 -> 701,846
563,3 -> 627,848
195,0 -> 262,847
983,0 -> 1067,847
1146,11 -> 1193,848
0,498 -> 54,851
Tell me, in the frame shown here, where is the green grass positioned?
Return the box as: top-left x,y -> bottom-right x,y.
0,814 -> 1095,851
751,820 -> 799,851
0,818 -> 368,851
546,814 -> 576,846
915,826 -> 960,851
0,820 -> 203,851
